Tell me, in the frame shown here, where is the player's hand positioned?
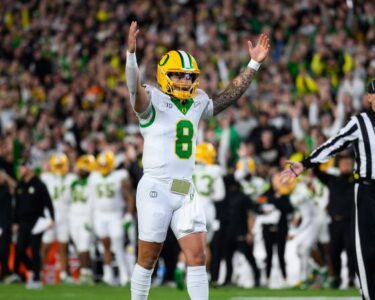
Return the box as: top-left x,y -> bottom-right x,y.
127,21 -> 139,53
248,33 -> 270,63
123,212 -> 134,232
280,161 -> 304,183
125,144 -> 138,162
287,234 -> 295,241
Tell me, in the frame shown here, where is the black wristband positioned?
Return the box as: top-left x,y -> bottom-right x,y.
290,165 -> 298,177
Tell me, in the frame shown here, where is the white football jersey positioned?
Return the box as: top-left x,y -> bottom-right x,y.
139,84 -> 213,180
289,182 -> 317,236
239,176 -> 267,201
89,169 -> 128,213
41,172 -> 77,214
193,164 -> 225,202
69,178 -> 91,216
308,178 -> 330,224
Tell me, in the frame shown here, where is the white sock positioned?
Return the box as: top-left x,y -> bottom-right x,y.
60,271 -> 67,280
81,268 -> 92,276
187,266 -> 208,300
131,264 -> 153,300
103,264 -> 113,282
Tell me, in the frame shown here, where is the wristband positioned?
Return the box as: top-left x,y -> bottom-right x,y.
247,59 -> 261,71
126,51 -> 138,68
289,166 -> 298,177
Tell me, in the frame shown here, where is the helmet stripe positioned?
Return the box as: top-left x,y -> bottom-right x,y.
175,51 -> 185,68
187,52 -> 193,68
177,50 -> 191,69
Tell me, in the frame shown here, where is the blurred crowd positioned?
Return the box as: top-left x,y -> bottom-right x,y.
0,0 -> 374,172
0,0 -> 374,290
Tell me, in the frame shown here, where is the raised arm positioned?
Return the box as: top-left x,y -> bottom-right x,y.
125,21 -> 151,116
281,117 -> 359,182
212,34 -> 270,115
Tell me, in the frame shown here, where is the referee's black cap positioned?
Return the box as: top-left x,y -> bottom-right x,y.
368,79 -> 375,94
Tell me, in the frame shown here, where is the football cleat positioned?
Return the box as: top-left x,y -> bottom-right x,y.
26,280 -> 43,289
157,50 -> 200,100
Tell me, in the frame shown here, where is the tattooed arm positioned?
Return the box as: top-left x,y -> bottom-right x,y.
213,67 -> 256,115
212,34 -> 270,115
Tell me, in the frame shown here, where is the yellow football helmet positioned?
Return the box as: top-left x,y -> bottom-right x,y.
96,150 -> 115,176
49,153 -> 69,175
196,143 -> 216,165
236,157 -> 256,174
157,50 -> 200,100
76,154 -> 96,173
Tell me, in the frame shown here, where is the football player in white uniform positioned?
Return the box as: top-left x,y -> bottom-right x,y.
194,143 -> 225,251
288,178 -> 319,287
69,154 -> 96,285
126,21 -> 270,300
89,150 -> 135,286
234,143 -> 267,200
41,153 -> 76,283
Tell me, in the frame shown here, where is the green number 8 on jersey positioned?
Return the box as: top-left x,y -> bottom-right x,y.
175,120 -> 194,159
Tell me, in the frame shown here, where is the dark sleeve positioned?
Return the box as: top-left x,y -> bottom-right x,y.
13,187 -> 19,224
244,194 -> 255,212
283,196 -> 294,215
313,168 -> 333,186
301,117 -> 359,169
128,161 -> 143,187
274,195 -> 294,215
39,181 -> 55,221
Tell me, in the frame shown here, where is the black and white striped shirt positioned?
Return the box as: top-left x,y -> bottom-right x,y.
302,111 -> 375,179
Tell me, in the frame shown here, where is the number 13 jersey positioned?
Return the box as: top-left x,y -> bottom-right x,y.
140,84 -> 213,181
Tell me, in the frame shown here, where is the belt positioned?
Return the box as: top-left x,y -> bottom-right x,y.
170,179 -> 191,195
143,175 -> 192,195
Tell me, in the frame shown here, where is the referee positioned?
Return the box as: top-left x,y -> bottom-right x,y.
283,79 -> 375,300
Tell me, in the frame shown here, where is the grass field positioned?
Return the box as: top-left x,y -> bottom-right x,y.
0,285 -> 361,300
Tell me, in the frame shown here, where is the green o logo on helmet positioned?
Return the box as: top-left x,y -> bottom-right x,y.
159,54 -> 170,66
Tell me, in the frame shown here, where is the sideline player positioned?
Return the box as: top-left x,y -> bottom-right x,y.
41,153 -> 76,283
126,21 -> 270,300
193,143 -> 225,270
89,150 -> 135,286
69,154 -> 96,285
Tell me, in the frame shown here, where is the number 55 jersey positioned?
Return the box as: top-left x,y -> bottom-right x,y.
89,170 -> 129,213
140,84 -> 213,181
